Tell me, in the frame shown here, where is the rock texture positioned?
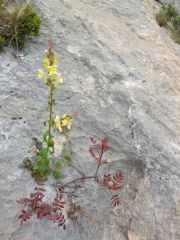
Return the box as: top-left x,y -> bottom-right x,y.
0,0 -> 180,239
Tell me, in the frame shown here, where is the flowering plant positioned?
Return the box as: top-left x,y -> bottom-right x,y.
23,40 -> 73,181
18,42 -> 124,230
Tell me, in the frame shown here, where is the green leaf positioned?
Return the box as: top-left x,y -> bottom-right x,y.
61,149 -> 66,156
55,160 -> 63,169
53,170 -> 62,179
64,154 -> 72,166
23,158 -> 33,171
44,157 -> 50,166
35,155 -> 43,162
43,131 -> 49,141
48,138 -> 54,148
40,149 -> 48,157
49,118 -> 54,126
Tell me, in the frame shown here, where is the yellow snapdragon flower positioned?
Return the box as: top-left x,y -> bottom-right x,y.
48,65 -> 58,75
61,114 -> 73,130
38,69 -> 48,83
42,57 -> 50,71
54,75 -> 63,87
38,69 -> 45,78
55,115 -> 62,132
55,114 -> 73,132
38,49 -> 62,89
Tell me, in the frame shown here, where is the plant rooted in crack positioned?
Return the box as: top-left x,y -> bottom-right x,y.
57,137 -> 124,213
23,40 -> 73,181
156,2 -> 180,44
17,186 -> 66,229
18,43 -> 124,230
0,0 -> 41,50
18,138 -> 124,228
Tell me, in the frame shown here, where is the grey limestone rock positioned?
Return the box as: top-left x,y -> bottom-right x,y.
0,0 -> 179,239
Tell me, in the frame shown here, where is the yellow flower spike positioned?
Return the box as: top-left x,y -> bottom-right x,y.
48,65 -> 58,75
40,48 -> 62,88
42,57 -> 50,71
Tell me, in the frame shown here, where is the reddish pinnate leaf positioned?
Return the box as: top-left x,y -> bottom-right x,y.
19,210 -> 32,225
103,174 -> 111,183
90,137 -> 97,144
58,218 -> 65,226
109,185 -> 123,191
95,177 -> 100,183
52,195 -> 65,210
17,186 -> 66,229
89,137 -> 110,164
31,197 -> 41,210
17,198 -> 30,206
58,213 -> 66,230
99,172 -> 124,191
111,195 -> 120,207
89,148 -> 100,162
34,191 -> 44,200
37,203 -> 52,219
50,214 -> 61,223
101,137 -> 110,152
113,172 -> 124,183
89,148 -> 95,159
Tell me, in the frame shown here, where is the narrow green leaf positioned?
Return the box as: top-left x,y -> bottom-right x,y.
53,170 -> 62,179
48,138 -> 54,148
43,131 -> 49,141
64,154 -> 72,166
55,160 -> 63,169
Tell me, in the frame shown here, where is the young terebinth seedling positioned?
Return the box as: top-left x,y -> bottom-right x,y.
18,138 -> 125,229
56,137 -> 124,213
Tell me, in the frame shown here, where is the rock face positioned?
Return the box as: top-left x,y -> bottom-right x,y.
0,0 -> 180,239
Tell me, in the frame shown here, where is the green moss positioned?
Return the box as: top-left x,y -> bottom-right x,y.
0,1 -> 41,50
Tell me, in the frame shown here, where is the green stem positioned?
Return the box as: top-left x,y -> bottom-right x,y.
64,132 -> 69,152
47,87 -> 53,154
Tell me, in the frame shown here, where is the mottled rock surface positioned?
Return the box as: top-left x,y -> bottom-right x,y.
0,0 -> 180,239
